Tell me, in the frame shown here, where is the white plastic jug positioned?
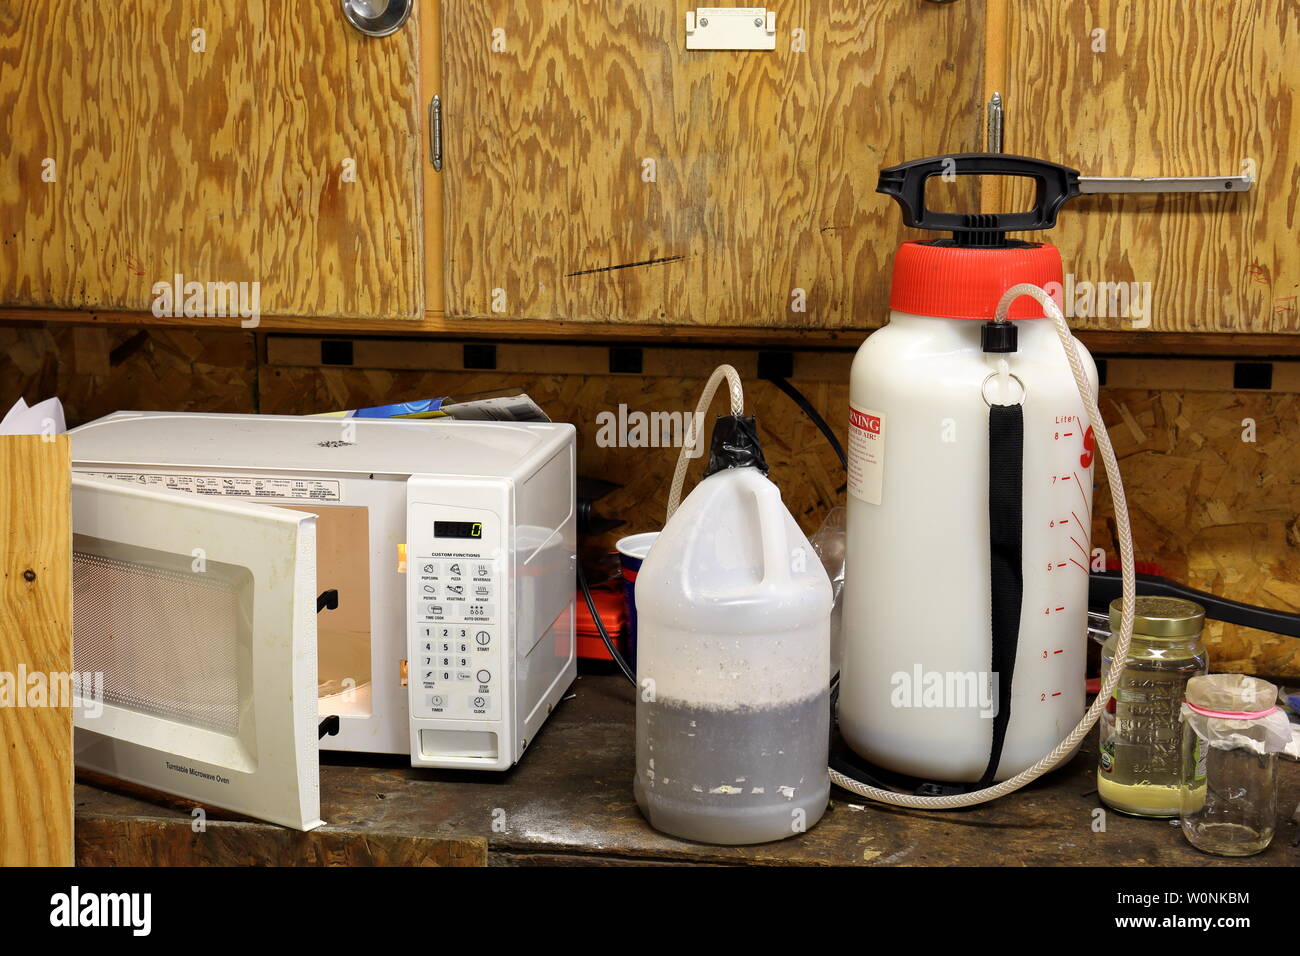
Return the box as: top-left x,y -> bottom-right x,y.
840,155 -> 1099,784
634,465 -> 832,844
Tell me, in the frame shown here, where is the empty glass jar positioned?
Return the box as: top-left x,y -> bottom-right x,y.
1097,597 -> 1208,817
1179,674 -> 1292,856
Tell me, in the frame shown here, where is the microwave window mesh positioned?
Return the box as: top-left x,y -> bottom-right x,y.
73,551 -> 243,735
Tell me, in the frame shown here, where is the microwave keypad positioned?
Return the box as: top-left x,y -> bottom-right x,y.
415,557 -> 500,721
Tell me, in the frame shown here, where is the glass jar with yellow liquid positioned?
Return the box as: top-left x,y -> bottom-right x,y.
1097,597 -> 1208,817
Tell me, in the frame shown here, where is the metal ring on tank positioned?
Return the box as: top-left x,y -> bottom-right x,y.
981,371 -> 1026,407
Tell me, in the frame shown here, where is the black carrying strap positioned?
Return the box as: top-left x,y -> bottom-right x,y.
980,403 -> 1024,786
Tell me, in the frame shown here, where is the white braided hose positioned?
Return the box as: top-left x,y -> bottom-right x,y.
665,363 -> 745,522
830,283 -> 1136,808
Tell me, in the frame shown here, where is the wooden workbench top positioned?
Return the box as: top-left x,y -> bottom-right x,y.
74,674 -> 1299,866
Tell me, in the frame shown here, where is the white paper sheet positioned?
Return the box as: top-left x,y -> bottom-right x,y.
0,396 -> 66,436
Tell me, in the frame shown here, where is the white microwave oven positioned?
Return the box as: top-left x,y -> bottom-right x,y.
67,411 -> 577,830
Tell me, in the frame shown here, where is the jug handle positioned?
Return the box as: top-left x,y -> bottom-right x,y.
752,481 -> 791,587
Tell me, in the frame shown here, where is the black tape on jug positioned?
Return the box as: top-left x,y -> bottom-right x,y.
703,415 -> 770,478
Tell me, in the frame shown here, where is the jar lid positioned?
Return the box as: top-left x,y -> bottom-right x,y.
1109,596 -> 1205,638
1185,673 -> 1278,714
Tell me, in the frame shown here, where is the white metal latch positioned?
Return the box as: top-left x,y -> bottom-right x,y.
685,7 -> 776,50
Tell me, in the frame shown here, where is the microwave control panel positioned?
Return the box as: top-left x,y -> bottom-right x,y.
409,507 -> 503,724
412,552 -> 501,722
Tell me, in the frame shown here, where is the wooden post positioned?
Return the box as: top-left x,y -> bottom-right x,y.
0,435 -> 73,866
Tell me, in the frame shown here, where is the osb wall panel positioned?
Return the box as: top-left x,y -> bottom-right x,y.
2,324 -> 1296,677
1005,0 -> 1300,333
442,0 -> 984,327
258,365 -> 849,542
260,362 -> 1300,678
1095,389 -> 1300,677
0,326 -> 256,425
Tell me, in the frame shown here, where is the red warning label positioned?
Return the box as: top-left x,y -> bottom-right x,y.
848,403 -> 885,505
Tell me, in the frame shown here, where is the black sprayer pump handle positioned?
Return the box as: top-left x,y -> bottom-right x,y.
877,153 -> 1082,241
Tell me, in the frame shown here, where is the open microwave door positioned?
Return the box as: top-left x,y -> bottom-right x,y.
70,476 -> 323,831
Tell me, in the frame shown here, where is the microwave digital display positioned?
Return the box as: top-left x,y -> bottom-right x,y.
434,520 -> 483,540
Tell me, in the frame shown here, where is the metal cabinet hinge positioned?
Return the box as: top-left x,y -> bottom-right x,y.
429,95 -> 442,171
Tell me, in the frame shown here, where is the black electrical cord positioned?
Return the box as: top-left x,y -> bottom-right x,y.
577,560 -> 637,686
764,376 -> 847,470
763,376 -> 846,694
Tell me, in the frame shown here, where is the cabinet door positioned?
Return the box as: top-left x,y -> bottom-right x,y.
0,1 -> 423,321
1003,0 -> 1298,333
441,0 -> 985,329
71,476 -> 322,831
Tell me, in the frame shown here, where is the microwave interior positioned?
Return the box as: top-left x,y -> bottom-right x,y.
73,482 -> 410,754
280,503 -> 375,723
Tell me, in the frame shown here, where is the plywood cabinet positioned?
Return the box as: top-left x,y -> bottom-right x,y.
2,0 -> 1296,339
0,0 -> 424,321
1002,0 -> 1299,333
441,0 -> 986,328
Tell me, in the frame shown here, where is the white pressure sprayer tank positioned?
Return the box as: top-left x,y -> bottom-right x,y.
841,155 -> 1098,784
